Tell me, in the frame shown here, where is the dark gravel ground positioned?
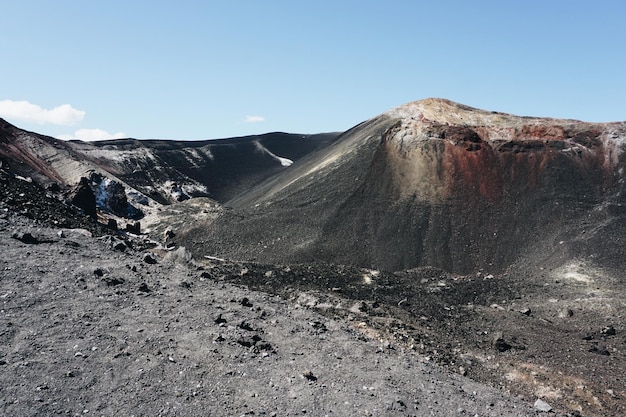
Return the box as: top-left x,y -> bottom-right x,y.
0,173 -> 572,417
1,213 -> 547,417
2,169 -> 624,416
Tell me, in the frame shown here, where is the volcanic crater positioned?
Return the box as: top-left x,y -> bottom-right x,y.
1,98 -> 625,416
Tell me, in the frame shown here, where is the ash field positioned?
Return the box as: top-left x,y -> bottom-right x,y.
1,99 -> 625,416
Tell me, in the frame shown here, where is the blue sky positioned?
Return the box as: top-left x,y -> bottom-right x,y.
1,1 -> 625,141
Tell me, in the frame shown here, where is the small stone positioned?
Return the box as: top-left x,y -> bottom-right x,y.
302,369 -> 317,381
589,345 -> 610,356
137,283 -> 151,293
492,332 -> 512,352
601,326 -> 616,336
126,222 -> 141,234
113,241 -> 127,252
143,253 -> 157,264
533,399 -> 552,412
519,307 -> 531,316
103,276 -> 125,286
238,321 -> 254,331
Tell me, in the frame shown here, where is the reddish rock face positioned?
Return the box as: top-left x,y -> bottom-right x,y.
381,106 -> 621,206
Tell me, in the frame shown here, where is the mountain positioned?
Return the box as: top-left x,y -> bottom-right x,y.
0,118 -> 338,206
3,100 -> 626,416
187,98 -> 626,274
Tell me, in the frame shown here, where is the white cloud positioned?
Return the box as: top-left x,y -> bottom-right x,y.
244,115 -> 265,123
0,99 -> 85,126
57,128 -> 126,142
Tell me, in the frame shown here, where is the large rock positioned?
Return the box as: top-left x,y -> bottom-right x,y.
90,173 -> 143,219
68,177 -> 97,219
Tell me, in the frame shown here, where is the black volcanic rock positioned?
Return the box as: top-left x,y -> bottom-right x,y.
89,173 -> 143,219
189,99 -> 626,274
68,177 -> 97,219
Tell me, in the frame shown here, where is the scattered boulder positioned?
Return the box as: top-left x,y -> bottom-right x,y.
237,334 -> 262,348
493,332 -> 512,352
68,177 -> 97,219
601,326 -> 616,336
142,253 -> 157,264
11,231 -> 40,244
90,173 -> 143,219
114,240 -> 128,252
102,276 -> 125,286
107,219 -> 118,231
589,344 -> 610,356
302,369 -> 317,381
137,282 -> 151,293
238,321 -> 254,331
126,222 -> 141,234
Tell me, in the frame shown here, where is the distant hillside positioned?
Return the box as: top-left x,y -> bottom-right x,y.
0,118 -> 338,206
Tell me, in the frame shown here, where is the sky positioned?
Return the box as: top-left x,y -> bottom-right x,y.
1,1 -> 625,141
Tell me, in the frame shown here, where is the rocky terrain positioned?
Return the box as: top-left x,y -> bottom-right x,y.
0,118 -> 337,207
2,169 -> 551,417
1,99 -> 625,416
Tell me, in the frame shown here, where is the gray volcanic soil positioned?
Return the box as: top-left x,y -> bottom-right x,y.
1,173 -> 623,417
2,214 -> 544,417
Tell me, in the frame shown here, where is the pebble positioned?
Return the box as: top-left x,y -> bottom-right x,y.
601,326 -> 616,336
533,399 -> 552,412
302,369 -> 317,381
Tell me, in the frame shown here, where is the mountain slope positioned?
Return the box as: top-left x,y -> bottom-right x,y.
0,118 -> 338,206
188,98 -> 626,274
